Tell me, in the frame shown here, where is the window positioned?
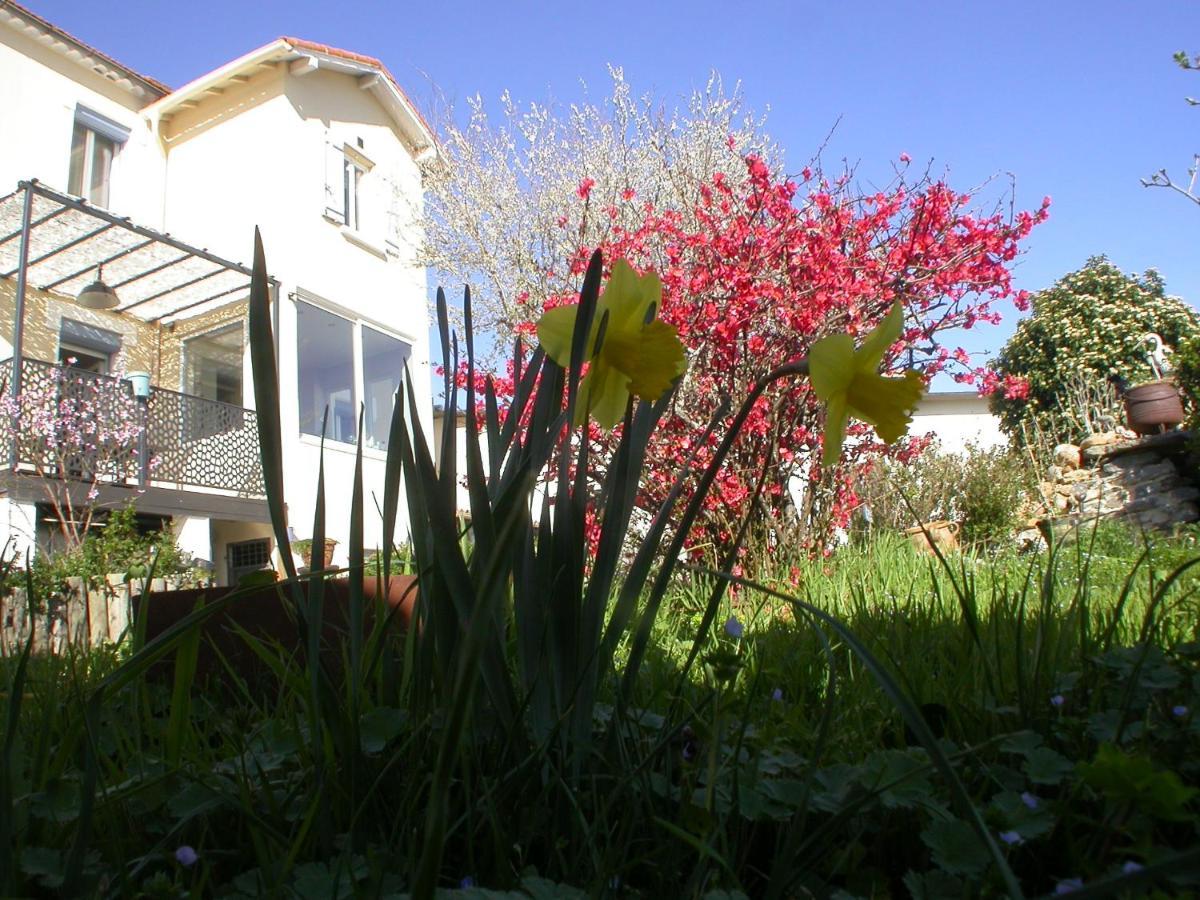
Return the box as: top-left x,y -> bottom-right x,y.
66,107 -> 129,208
324,138 -> 377,236
297,301 -> 356,443
362,326 -> 410,449
58,318 -> 121,374
184,324 -> 245,439
185,324 -> 244,406
343,156 -> 365,231
227,537 -> 272,585
296,298 -> 410,449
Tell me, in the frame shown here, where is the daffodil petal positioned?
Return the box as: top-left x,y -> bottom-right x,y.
576,362 -> 630,429
845,369 -> 925,444
857,301 -> 904,371
821,392 -> 849,467
537,304 -> 583,368
601,260 -> 659,332
604,319 -> 686,402
808,333 -> 856,402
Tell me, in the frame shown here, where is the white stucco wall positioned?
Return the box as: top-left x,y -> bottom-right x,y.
0,24 -> 435,568
910,391 -> 1007,454
0,23 -> 164,224
159,65 -> 433,563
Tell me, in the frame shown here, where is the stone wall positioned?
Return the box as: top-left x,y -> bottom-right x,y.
1033,430 -> 1198,537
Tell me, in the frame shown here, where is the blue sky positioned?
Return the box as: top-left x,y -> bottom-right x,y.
28,0 -> 1200,372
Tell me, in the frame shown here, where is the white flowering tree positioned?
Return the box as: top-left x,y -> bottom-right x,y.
416,67 -> 781,344
0,362 -> 146,550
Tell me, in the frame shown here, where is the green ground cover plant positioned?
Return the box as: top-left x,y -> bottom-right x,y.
0,246 -> 1197,898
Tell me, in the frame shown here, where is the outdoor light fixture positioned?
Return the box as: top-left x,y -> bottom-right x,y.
76,265 -> 120,310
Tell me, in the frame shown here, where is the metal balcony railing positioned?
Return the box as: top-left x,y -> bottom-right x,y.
0,357 -> 265,498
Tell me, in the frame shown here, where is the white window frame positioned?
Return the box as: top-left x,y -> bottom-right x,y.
293,291 -> 413,455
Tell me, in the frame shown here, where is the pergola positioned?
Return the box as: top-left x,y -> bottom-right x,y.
0,180 -> 276,514
0,179 -> 277,396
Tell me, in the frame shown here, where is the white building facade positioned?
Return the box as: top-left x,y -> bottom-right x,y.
0,2 -> 435,582
909,391 -> 1008,454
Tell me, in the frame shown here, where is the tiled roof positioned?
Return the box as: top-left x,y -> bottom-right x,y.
0,0 -> 170,96
281,36 -> 435,141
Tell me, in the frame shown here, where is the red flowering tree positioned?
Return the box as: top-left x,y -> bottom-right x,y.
424,74 -> 1048,554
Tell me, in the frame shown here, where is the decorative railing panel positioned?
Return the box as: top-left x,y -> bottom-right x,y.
0,358 -> 264,497
146,385 -> 264,496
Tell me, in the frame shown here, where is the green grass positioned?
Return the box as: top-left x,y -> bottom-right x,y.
1,527 -> 1198,898
2,244 -> 1198,898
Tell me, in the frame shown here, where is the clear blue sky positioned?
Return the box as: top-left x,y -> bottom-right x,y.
28,0 -> 1200,371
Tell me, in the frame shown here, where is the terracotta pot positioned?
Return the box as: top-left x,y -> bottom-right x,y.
348,574 -> 419,630
136,574 -> 419,687
903,520 -> 960,555
1124,380 -> 1184,435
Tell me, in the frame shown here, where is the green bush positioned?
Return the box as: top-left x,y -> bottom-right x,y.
1172,330 -> 1200,429
857,443 -> 1033,548
9,505 -> 195,599
991,256 -> 1200,444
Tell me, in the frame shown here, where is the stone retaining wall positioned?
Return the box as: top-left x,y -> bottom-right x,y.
1033,430 -> 1198,537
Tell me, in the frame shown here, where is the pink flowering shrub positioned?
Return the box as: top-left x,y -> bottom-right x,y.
0,362 -> 148,548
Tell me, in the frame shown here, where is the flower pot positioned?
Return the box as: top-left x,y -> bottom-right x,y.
903,520 -> 960,555
1124,379 -> 1184,435
355,573 -> 419,630
294,538 -> 338,569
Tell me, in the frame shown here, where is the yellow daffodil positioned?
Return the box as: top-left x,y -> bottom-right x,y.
809,301 -> 925,466
537,260 -> 687,429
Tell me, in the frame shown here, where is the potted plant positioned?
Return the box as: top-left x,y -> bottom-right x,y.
1123,334 -> 1186,435
292,537 -> 338,570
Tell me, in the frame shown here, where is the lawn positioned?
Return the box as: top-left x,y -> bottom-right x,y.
1,526 -> 1198,898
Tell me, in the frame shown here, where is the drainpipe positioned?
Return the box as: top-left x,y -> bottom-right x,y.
8,182 -> 34,469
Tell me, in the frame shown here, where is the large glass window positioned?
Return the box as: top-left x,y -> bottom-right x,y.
362,326 -> 410,449
297,302 -> 356,443
296,301 -> 409,449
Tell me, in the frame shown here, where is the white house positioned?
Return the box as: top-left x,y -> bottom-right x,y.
0,1 -> 436,583
909,390 -> 1007,453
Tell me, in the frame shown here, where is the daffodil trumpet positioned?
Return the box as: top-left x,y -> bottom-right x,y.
808,301 -> 926,466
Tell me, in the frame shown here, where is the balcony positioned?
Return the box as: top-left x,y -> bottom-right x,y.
0,357 -> 264,498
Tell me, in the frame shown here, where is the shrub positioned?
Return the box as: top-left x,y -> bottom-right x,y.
1172,330 -> 1200,428
9,505 -> 195,599
990,256 -> 1200,444
856,443 -> 1032,548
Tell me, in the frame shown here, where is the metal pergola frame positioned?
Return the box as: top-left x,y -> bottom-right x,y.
0,179 -> 279,398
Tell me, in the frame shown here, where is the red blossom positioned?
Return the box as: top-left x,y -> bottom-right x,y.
469,154 -> 1045,555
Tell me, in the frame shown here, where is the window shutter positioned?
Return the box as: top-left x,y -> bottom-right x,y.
383,175 -> 400,257
324,138 -> 346,224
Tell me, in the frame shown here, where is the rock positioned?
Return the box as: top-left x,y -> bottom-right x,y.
1061,469 -> 1094,484
1046,465 -> 1064,482
1116,426 -> 1138,440
1054,443 -> 1082,470
1080,431 -> 1120,450
1102,454 -> 1171,476
1015,528 -> 1047,552
1053,494 -> 1071,513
